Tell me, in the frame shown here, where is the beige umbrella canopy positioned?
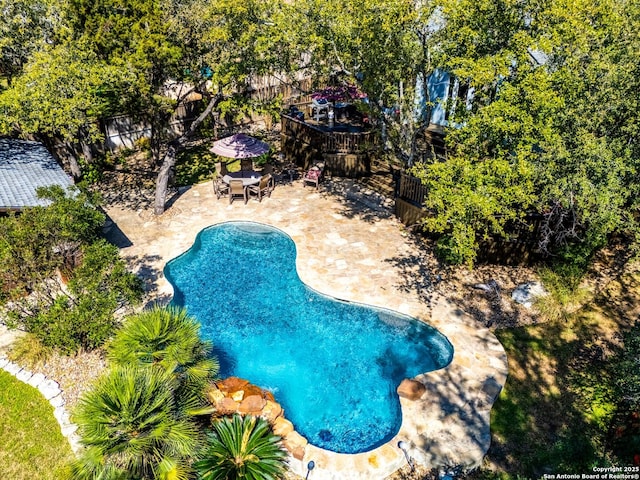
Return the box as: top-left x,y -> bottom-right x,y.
210,133 -> 270,159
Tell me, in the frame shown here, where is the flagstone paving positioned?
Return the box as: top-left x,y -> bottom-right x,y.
103,177 -> 508,480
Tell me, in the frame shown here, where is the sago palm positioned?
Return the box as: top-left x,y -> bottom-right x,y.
195,415 -> 288,480
108,306 -> 219,390
70,365 -> 201,480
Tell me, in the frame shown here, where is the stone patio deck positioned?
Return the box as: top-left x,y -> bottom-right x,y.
103,177 -> 508,480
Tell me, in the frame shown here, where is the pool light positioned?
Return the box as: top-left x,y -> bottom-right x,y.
397,441 -> 415,472
305,460 -> 315,479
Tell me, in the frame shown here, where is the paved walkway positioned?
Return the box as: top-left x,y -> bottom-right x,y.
104,177 -> 508,479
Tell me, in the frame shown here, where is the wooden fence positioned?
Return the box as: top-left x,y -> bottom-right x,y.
394,172 -> 427,226
397,171 -> 427,207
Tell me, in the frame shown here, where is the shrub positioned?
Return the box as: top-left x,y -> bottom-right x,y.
7,333 -> 54,369
535,265 -> 590,322
0,185 -> 105,301
70,365 -> 201,480
107,306 -> 219,398
6,240 -> 143,354
175,145 -> 217,186
195,414 -> 288,480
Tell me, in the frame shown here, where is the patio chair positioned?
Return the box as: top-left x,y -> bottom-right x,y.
229,179 -> 248,204
303,164 -> 324,190
247,174 -> 274,202
261,164 -> 284,186
215,161 -> 229,177
262,163 -> 275,176
213,176 -> 230,199
240,158 -> 253,172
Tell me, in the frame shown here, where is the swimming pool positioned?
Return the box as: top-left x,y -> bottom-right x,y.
164,222 -> 453,454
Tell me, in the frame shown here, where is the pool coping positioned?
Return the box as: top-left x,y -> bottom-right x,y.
104,180 -> 509,479
284,298 -> 508,480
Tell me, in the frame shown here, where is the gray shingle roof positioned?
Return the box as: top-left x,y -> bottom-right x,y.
0,138 -> 73,212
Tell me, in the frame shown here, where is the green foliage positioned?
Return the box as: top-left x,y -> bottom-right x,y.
252,149 -> 273,168
285,0 -> 428,163
107,306 -> 219,395
175,144 -> 217,186
491,319 -> 618,476
0,0 -> 61,85
70,308 -> 221,479
615,323 -> 640,411
0,185 -> 105,301
535,265 -> 591,322
0,370 -> 74,480
0,45 -> 127,142
7,240 -> 143,353
412,153 -> 535,266
7,333 -> 55,369
609,323 -> 640,464
406,0 -> 640,266
77,158 -> 104,184
70,365 -> 201,480
195,414 -> 287,480
1,185 -> 142,353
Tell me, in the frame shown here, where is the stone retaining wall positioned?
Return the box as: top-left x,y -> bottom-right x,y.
208,376 -> 309,460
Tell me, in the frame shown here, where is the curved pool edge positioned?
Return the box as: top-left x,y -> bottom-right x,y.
162,223 -> 508,479
285,298 -> 508,480
108,186 -> 509,480
163,221 -> 456,455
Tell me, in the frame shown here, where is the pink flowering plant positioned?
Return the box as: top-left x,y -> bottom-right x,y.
311,83 -> 367,103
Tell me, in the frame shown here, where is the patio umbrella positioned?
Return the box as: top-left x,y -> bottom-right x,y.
210,133 -> 270,159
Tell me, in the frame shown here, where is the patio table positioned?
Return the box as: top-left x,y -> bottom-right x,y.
222,171 -> 262,186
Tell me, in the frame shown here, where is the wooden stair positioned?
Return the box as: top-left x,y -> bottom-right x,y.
356,156 -> 400,200
355,127 -> 445,201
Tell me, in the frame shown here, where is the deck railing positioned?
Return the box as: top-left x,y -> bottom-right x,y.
281,114 -> 377,155
397,171 -> 427,206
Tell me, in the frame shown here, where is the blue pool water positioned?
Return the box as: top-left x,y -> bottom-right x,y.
164,222 -> 453,454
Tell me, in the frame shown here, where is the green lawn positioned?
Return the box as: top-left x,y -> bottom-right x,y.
479,267 -> 640,478
0,369 -> 73,479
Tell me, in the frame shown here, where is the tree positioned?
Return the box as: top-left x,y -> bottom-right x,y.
0,185 -> 106,301
0,0 -> 59,85
194,414 -> 288,480
287,0 -> 439,165
6,239 -> 143,353
151,0 -> 300,214
70,365 -> 201,480
1,186 -> 143,353
65,0 -> 185,162
408,0 -> 640,265
107,306 -> 219,395
0,45 -> 132,179
0,0 -> 184,181
1,0 -> 300,213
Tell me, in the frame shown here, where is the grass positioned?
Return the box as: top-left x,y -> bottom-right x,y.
7,334 -> 54,369
0,369 -> 74,479
175,144 -> 218,186
479,264 -> 640,478
175,144 -> 243,187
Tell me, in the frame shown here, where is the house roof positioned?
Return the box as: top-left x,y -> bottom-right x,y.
0,138 -> 73,212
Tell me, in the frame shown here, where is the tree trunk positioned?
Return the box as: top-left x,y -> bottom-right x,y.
64,141 -> 83,181
154,145 -> 177,215
81,142 -> 93,163
152,93 -> 222,215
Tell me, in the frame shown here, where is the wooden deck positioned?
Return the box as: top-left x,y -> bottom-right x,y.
280,114 -> 378,177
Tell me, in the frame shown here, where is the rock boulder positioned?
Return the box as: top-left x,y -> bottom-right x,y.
397,378 -> 426,400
